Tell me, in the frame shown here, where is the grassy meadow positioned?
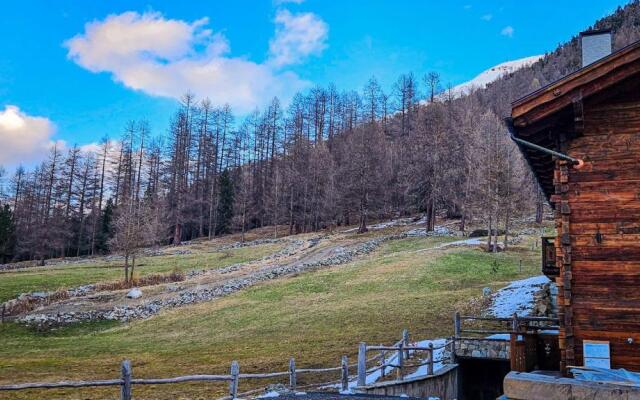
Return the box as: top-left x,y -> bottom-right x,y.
0,243 -> 282,303
0,234 -> 541,399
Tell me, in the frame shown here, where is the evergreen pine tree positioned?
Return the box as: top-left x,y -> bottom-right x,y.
216,170 -> 234,235
96,199 -> 115,253
0,204 -> 15,263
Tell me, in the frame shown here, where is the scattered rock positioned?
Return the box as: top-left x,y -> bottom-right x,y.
126,288 -> 143,299
405,225 -> 457,238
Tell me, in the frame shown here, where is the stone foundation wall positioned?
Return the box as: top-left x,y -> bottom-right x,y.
456,338 -> 510,359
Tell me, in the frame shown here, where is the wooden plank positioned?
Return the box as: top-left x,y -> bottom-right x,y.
571,234 -> 640,247
572,287 -> 640,301
229,361 -> 239,399
572,247 -> 640,261
341,356 -> 349,392
357,342 -> 366,387
512,45 -> 640,126
569,169 -> 640,183
573,260 -> 640,271
121,360 -> 131,400
289,357 -> 296,391
569,208 -> 640,223
569,131 -> 640,151
570,223 -> 640,235
0,380 -> 122,391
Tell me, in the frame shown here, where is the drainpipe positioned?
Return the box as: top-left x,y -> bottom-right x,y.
505,118 -> 584,168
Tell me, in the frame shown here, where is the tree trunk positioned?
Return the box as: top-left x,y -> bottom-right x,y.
130,254 -> 136,283
486,214 -> 492,252
124,254 -> 129,283
535,188 -> 544,224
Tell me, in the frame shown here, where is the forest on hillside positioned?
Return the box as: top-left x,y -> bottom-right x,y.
1,1 -> 640,266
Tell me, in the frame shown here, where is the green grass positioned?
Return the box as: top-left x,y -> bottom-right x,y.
0,234 -> 540,399
0,243 -> 281,302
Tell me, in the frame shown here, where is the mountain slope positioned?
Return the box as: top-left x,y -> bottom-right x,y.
449,55 -> 543,97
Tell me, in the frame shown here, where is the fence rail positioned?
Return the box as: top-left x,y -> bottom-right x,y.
453,312 -> 559,337
356,329 -> 455,387
1,329 -> 441,399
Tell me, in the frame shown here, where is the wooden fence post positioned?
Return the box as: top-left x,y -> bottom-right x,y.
402,329 -> 409,360
357,342 -> 366,387
380,348 -> 386,378
454,312 -> 461,338
396,342 -> 404,381
229,360 -> 239,399
120,360 -> 132,400
289,357 -> 296,391
341,356 -> 349,392
450,337 -> 457,363
427,343 -> 434,375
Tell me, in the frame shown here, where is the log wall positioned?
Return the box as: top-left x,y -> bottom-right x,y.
555,100 -> 640,371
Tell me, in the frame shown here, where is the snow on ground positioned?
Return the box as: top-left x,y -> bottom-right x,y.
404,339 -> 448,380
434,237 -> 483,249
414,237 -> 483,253
485,334 -> 522,341
335,338 -> 448,390
258,391 -> 282,398
571,367 -> 640,385
487,275 -> 550,318
342,218 -> 415,233
341,216 -> 450,233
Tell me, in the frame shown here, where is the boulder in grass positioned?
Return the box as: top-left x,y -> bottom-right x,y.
126,288 -> 142,299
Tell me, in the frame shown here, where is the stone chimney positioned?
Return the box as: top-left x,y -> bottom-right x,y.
580,29 -> 612,68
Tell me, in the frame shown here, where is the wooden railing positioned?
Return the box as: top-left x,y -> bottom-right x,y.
453,312 -> 560,372
356,329 -> 455,386
1,329 -> 445,398
453,312 -> 559,338
0,357 -> 355,399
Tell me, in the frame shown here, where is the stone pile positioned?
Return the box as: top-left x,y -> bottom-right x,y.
213,238 -> 283,252
404,226 -> 457,238
19,236 -> 389,328
531,281 -> 555,317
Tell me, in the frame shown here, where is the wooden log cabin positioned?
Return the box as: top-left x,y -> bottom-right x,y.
508,30 -> 640,374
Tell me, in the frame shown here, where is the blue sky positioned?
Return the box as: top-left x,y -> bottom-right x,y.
0,0 -> 628,167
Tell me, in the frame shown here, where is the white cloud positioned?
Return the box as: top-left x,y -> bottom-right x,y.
501,26 -> 514,37
268,9 -> 328,67
0,105 -> 60,167
274,0 -> 305,4
481,14 -> 493,21
65,11 -> 327,113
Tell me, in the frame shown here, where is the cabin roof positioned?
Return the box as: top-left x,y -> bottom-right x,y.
509,39 -> 640,200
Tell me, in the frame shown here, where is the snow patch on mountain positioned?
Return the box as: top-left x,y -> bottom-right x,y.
447,55 -> 544,97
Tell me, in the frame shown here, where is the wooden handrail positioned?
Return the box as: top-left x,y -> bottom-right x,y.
0,379 -> 124,390
2,328 -> 442,397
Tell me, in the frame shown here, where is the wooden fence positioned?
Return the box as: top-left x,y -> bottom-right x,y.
453,312 -> 560,372
453,312 -> 559,338
0,329 -> 449,399
356,329 -> 455,386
